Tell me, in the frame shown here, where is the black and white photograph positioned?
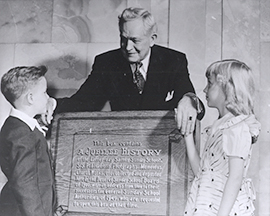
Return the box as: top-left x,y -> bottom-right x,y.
0,0 -> 269,215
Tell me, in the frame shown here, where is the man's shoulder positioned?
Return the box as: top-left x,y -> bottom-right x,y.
96,48 -> 122,59
93,48 -> 126,69
151,45 -> 187,64
152,45 -> 186,56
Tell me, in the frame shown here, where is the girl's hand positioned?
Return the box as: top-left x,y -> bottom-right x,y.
183,130 -> 200,175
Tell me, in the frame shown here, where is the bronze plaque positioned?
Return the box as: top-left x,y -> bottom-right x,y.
50,111 -> 194,216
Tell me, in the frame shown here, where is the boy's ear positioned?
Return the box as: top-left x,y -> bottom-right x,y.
26,92 -> 34,105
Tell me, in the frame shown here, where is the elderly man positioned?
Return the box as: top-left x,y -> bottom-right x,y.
45,7 -> 204,135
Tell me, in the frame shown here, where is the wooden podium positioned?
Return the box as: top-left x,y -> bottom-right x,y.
50,111 -> 197,216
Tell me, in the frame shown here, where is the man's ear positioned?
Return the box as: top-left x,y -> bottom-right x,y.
150,33 -> 157,47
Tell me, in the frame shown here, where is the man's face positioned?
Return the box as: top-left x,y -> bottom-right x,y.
120,19 -> 155,63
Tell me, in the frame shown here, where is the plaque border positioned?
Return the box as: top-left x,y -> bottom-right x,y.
50,111 -> 193,216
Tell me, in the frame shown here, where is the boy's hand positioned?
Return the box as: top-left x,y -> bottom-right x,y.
41,97 -> 57,126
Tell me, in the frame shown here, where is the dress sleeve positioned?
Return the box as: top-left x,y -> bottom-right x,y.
222,122 -> 252,159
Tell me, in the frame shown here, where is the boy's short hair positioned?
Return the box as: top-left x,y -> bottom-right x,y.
1,66 -> 47,106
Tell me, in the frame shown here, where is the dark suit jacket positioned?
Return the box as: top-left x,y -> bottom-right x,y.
0,117 -> 55,216
56,45 -> 195,112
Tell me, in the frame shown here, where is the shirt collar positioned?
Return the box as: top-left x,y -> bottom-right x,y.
9,108 -> 45,136
141,48 -> 151,73
130,49 -> 151,80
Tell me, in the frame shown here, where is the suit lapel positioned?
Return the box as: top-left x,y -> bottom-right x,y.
117,57 -> 136,90
144,46 -> 164,93
109,54 -> 139,100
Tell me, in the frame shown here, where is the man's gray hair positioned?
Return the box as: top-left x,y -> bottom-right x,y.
118,7 -> 157,36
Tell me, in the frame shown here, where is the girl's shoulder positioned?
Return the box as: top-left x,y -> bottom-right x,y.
220,114 -> 260,139
221,114 -> 260,158
203,113 -> 260,137
201,114 -> 260,158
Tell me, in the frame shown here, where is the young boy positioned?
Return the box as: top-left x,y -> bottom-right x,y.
0,66 -> 55,216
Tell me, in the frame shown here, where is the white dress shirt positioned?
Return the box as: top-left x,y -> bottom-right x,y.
130,49 -> 151,80
9,108 -> 46,136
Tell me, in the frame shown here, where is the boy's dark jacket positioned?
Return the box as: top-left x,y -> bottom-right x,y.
0,116 -> 55,216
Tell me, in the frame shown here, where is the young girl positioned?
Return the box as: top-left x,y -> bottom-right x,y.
184,59 -> 261,216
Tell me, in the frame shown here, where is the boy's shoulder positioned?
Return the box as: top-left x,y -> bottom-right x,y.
0,116 -> 33,141
2,115 -> 28,128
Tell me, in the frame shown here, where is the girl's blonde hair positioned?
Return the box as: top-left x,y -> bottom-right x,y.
206,59 -> 255,115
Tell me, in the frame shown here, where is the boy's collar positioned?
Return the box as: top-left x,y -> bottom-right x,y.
10,108 -> 45,136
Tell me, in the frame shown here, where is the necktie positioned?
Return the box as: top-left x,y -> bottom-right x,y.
133,62 -> 145,94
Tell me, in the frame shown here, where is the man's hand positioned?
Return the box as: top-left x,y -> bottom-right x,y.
175,96 -> 197,136
41,97 -> 57,126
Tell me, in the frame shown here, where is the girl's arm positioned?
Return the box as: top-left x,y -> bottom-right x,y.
217,157 -> 244,216
184,133 -> 200,175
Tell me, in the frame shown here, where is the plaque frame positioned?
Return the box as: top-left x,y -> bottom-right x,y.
50,111 -> 197,216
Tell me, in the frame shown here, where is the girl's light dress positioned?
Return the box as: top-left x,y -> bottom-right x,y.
184,113 -> 260,216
